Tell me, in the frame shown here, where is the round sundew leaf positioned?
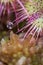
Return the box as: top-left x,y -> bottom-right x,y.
33,17 -> 43,29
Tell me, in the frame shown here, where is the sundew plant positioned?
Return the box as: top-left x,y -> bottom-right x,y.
14,0 -> 43,39
0,0 -> 43,39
